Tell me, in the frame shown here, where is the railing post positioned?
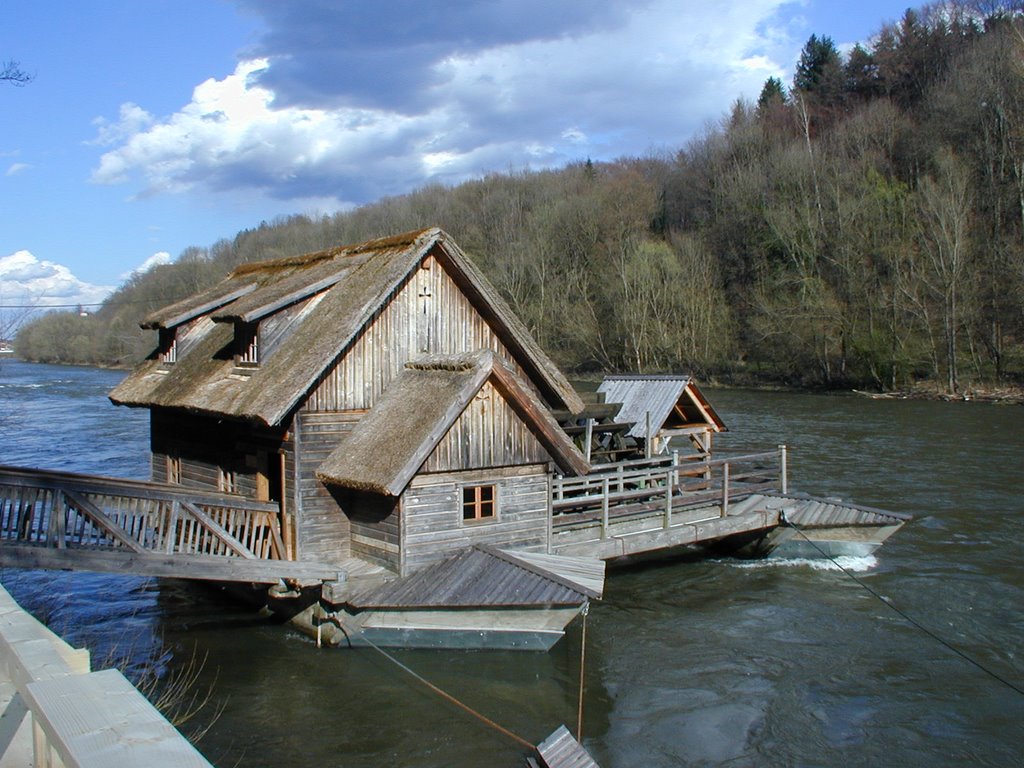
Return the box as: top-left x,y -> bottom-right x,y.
721,462 -> 730,518
600,477 -> 610,539
663,463 -> 674,529
779,444 -> 788,494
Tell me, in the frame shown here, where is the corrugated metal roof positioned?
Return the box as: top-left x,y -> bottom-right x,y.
750,493 -> 910,527
597,376 -> 689,440
349,545 -> 600,609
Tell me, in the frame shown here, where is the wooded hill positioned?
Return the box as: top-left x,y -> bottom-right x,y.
15,1 -> 1024,393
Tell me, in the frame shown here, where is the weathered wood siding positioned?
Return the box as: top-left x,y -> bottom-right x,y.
345,490 -> 400,572
422,380 -> 549,473
149,411 -> 285,501
305,253 -> 535,411
401,466 -> 550,575
293,411 -> 358,565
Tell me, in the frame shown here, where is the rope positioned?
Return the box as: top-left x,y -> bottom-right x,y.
781,517 -> 1024,697
577,604 -> 589,741
359,632 -> 537,752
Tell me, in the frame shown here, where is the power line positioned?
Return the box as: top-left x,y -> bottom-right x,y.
0,296 -> 188,310
782,518 -> 1024,697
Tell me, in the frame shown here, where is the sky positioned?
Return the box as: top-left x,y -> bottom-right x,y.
0,0 -> 916,325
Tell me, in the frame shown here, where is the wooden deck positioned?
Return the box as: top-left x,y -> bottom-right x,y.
0,465 -> 338,584
550,449 -> 788,560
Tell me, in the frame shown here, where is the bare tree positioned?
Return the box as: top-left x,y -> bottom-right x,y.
1,59 -> 32,86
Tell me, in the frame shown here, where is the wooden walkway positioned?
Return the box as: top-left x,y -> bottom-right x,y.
550,449 -> 788,559
0,465 -> 338,584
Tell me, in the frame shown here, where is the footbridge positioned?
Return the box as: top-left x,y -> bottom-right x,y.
0,465 -> 338,584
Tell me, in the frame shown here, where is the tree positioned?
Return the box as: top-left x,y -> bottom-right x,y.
794,35 -> 844,104
757,77 -> 787,112
1,59 -> 31,86
916,151 -> 974,393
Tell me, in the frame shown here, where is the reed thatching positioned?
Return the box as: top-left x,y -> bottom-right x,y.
111,228 -> 583,425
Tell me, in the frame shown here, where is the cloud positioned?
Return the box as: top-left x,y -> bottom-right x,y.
0,250 -> 115,309
90,0 -> 795,205
120,251 -> 172,281
5,163 -> 31,177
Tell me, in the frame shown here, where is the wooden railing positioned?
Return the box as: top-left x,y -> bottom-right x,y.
0,582 -> 214,767
0,464 -> 285,561
551,446 -> 787,538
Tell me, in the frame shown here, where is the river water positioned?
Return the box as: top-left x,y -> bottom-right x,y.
0,359 -> 1021,767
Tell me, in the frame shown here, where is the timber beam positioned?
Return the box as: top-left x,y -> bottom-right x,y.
0,545 -> 338,584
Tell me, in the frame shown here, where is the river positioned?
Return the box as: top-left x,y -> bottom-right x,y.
0,359 -> 1021,767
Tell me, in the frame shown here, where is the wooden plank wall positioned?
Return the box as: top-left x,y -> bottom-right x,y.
423,380 -> 550,472
402,466 -> 549,575
150,411 -> 284,500
345,490 -> 400,572
293,411 -> 357,564
305,253 -> 537,411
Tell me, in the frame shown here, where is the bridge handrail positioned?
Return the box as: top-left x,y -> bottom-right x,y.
0,464 -> 279,512
551,446 -> 788,536
0,464 -> 286,561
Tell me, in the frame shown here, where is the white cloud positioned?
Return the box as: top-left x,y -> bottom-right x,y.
90,1 -> 796,205
0,250 -> 115,309
120,251 -> 171,280
5,163 -> 30,177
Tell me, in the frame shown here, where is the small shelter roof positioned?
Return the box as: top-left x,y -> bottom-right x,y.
596,375 -> 726,439
316,350 -> 589,496
349,545 -> 603,609
110,228 -> 583,424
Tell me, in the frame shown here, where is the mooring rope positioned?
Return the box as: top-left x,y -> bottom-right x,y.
781,517 -> 1024,697
577,604 -> 589,741
358,633 -> 537,752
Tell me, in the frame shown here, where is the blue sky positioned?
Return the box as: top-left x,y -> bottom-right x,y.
1,0 -> 915,321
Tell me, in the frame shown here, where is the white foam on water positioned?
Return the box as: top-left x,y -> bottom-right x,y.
731,554 -> 878,572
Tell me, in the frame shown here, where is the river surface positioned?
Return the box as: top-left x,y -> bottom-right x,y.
0,359 -> 1022,767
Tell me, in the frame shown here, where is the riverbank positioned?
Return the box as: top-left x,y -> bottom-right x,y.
851,383 -> 1024,405
10,355 -> 1024,405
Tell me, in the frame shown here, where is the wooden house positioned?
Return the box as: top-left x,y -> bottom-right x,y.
110,228 -> 589,578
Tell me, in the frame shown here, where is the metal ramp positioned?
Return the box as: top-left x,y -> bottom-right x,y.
0,464 -> 337,583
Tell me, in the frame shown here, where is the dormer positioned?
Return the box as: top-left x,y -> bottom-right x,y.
235,321 -> 260,367
158,327 -> 177,364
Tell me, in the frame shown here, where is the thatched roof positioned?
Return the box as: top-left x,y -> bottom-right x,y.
316,350 -> 589,495
110,228 -> 583,425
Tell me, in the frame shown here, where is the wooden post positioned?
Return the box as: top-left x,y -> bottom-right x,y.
279,451 -> 294,560
600,477 -> 609,539
663,464 -> 674,530
645,411 -> 652,459
583,419 -> 593,463
779,444 -> 788,495
50,491 -> 66,549
721,462 -> 730,518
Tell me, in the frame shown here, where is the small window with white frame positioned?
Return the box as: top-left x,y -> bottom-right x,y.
462,483 -> 497,523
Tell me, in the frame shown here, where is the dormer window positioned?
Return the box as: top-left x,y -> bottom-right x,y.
236,322 -> 260,367
159,328 -> 177,364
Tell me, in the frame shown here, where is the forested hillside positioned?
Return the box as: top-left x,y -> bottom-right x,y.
16,2 -> 1024,393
